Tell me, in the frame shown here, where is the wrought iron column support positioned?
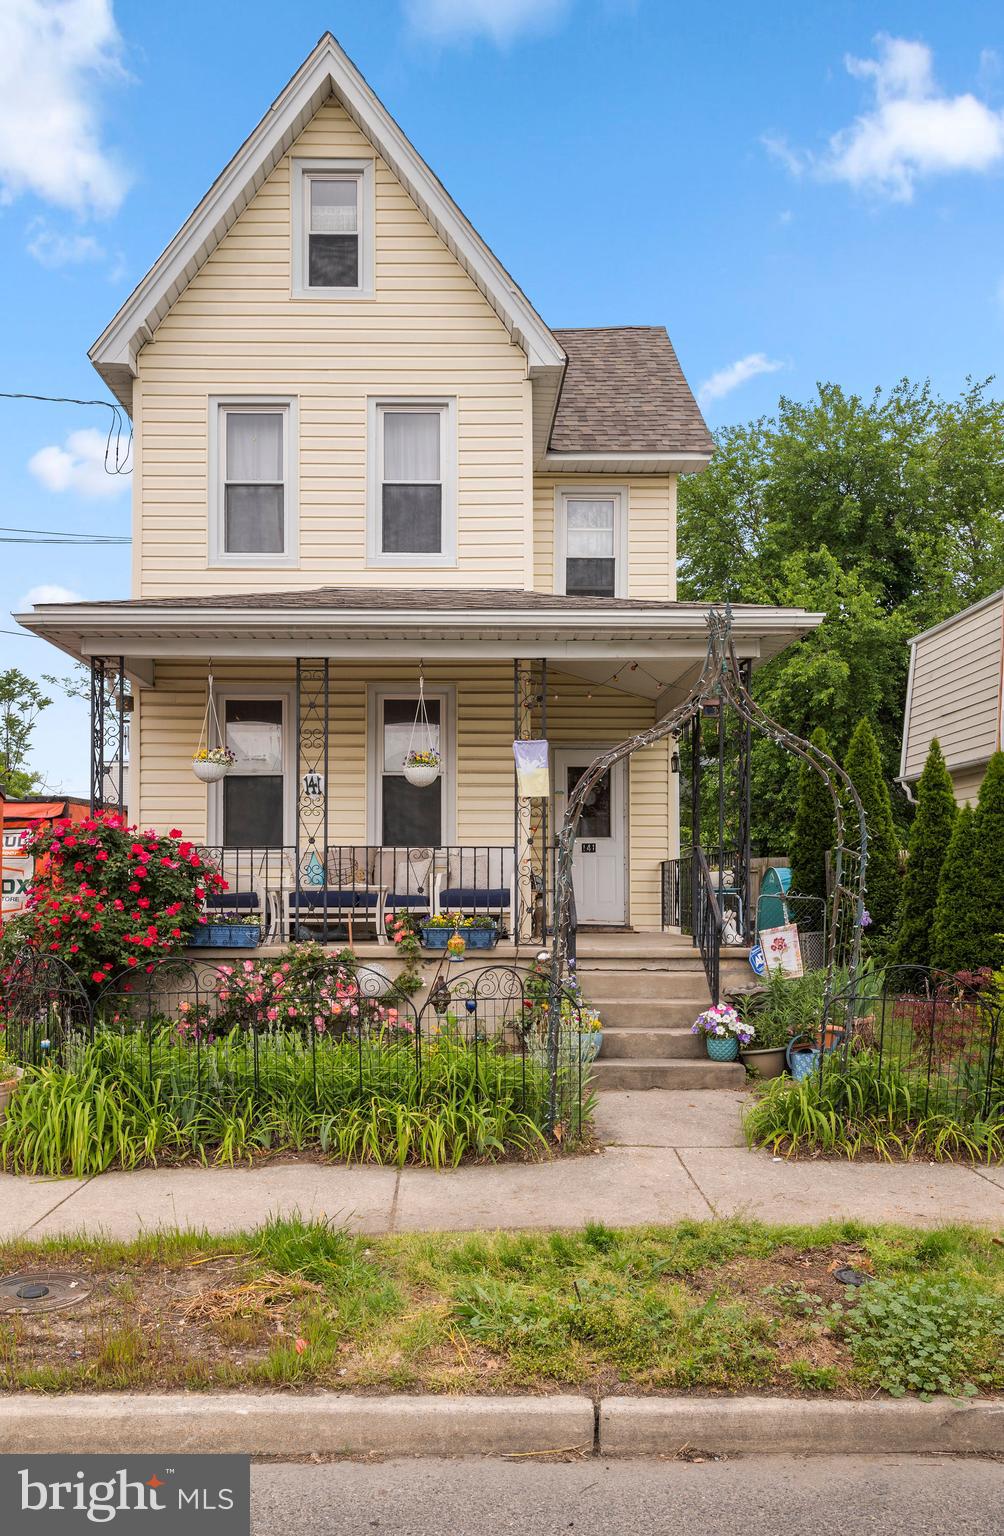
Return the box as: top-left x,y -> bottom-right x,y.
89,656 -> 126,815
295,659 -> 330,922
736,658 -> 753,940
513,658 -> 548,944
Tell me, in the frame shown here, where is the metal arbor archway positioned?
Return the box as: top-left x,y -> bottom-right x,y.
546,606 -> 869,1129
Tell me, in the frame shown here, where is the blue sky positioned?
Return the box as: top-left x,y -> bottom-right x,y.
2,0 -> 1004,794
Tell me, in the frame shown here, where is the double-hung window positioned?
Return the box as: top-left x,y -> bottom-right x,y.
368,400 -> 456,565
221,698 -> 286,848
209,400 -> 297,566
557,488 -> 627,598
292,158 -> 374,298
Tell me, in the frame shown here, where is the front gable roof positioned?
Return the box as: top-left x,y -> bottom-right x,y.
89,31 -> 565,414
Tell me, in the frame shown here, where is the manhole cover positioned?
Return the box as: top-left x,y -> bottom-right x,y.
0,1272 -> 92,1314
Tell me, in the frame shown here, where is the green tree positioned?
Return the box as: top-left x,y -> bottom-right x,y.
844,717 -> 900,937
0,668 -> 52,797
788,726 -> 835,904
890,739 -> 957,967
972,751 -> 1004,970
931,804 -> 979,973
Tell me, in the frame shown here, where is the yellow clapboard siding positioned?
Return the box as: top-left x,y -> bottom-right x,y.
532,475 -> 676,601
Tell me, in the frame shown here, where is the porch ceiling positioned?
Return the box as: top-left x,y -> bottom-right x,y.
14,589 -> 823,685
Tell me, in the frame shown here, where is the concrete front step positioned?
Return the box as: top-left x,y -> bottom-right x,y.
591,1058 -> 746,1090
591,1000 -> 705,1028
599,1027 -> 703,1060
577,969 -> 710,1001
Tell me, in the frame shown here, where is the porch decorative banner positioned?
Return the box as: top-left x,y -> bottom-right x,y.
513,738 -> 550,798
759,922 -> 804,978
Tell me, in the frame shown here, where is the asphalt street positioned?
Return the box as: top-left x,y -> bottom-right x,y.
250,1454 -> 1004,1536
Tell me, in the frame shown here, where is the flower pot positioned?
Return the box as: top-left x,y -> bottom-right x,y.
403,761 -> 440,788
0,1068 -> 24,1126
421,925 -> 498,950
189,923 -> 261,948
193,759 -> 229,784
740,1045 -> 788,1079
705,1035 -> 739,1062
574,1029 -> 603,1063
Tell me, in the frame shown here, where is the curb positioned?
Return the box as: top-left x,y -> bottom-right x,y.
0,1394 -> 595,1458
0,1393 -> 1001,1459
600,1396 -> 1004,1457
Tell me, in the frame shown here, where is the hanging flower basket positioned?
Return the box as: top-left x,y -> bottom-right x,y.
192,747 -> 235,784
404,749 -> 441,787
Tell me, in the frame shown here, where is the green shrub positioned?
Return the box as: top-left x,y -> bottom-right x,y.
891,739 -> 956,968
973,752 -> 1004,971
931,804 -> 980,973
844,717 -> 900,938
789,725 -> 835,905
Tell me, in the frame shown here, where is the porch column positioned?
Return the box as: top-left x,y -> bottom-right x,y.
735,657 -> 753,940
295,659 -> 330,890
513,658 -> 548,943
89,656 -> 126,815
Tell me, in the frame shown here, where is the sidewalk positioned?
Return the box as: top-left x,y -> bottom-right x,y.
3,1091 -> 1004,1241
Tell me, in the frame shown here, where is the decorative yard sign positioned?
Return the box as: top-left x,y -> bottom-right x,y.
759,922 -> 804,978
513,739 -> 550,797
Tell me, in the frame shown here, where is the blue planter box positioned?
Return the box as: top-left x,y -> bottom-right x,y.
189,923 -> 261,949
421,925 -> 498,950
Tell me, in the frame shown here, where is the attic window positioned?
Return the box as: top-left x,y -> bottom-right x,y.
292,158 -> 373,299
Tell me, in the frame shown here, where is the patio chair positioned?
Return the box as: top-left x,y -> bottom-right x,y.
433,847 -> 516,935
283,845 -> 386,943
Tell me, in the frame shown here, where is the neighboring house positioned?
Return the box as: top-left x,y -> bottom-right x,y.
900,589 -> 1004,805
18,33 -> 820,943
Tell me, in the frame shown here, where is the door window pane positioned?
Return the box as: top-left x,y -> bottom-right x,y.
223,776 -> 283,848
225,700 -> 283,773
567,765 -> 612,839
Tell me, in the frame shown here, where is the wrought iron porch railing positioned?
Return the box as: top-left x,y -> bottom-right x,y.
692,848 -> 724,1004
195,844 -> 519,944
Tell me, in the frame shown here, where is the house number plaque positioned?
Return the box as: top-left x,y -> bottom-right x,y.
581,842 -> 597,853
301,772 -> 325,798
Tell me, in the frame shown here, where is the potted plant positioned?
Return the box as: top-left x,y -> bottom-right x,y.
565,998 -> 603,1063
421,911 -> 499,950
192,745 -> 236,784
189,913 -> 262,949
0,1037 -> 23,1126
734,1002 -> 790,1078
690,1002 -> 754,1062
403,748 -> 441,788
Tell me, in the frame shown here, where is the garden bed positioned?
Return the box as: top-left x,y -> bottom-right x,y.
1,1218 -> 1002,1399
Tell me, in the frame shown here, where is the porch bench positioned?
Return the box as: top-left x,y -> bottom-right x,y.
284,886 -> 387,942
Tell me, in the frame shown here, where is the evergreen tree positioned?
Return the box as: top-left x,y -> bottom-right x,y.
789,725 -> 835,904
844,716 -> 900,937
890,739 -> 956,967
931,804 -> 979,973
972,751 -> 1004,970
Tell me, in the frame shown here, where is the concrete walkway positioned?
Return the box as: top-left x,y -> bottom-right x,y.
2,1091 -> 1004,1241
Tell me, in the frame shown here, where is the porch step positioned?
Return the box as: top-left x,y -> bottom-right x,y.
590,1058 -> 746,1090
577,969 -> 710,1001
591,1000 -> 706,1028
599,1027 -> 703,1060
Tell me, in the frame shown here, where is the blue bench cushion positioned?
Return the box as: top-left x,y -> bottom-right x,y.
206,891 -> 260,913
290,889 -> 380,911
385,892 -> 430,908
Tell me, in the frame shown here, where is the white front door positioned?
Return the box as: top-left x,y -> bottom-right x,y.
554,750 -> 627,925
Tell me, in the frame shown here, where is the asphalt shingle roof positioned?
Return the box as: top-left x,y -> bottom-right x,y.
549,326 -> 713,456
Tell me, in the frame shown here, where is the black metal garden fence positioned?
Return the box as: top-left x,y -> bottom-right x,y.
821,964 -> 1004,1124
0,948 -> 590,1139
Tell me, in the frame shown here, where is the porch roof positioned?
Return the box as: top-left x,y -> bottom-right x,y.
16,588 -> 822,704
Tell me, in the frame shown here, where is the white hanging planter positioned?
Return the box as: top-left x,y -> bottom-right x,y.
404,755 -> 441,788
193,756 -> 231,784
192,668 -> 234,784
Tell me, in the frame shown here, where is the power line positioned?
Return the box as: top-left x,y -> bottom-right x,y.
0,391 -> 132,476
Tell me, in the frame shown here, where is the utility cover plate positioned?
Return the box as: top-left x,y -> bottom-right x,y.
0,1271 -> 92,1313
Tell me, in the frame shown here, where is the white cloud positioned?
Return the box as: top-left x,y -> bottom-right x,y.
762,135 -> 805,177
25,218 -> 105,267
0,0 -> 129,216
28,427 -> 131,499
19,584 -> 83,608
406,0 -> 569,44
699,353 -> 784,406
773,35 -> 1004,202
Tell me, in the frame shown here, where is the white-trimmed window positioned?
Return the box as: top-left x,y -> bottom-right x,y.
556,487 -> 627,598
367,399 -> 456,565
209,399 -> 298,567
220,695 -> 288,848
292,158 -> 374,298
